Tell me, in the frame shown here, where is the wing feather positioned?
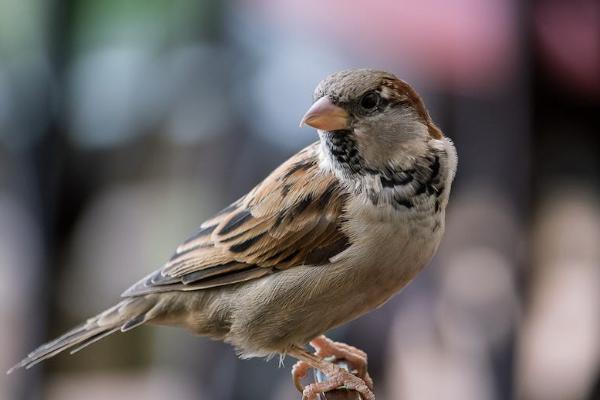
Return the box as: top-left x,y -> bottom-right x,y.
122,143 -> 350,297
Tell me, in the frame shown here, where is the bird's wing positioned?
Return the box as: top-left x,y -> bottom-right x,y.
122,142 -> 350,297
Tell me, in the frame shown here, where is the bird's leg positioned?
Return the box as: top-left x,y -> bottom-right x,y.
309,336 -> 373,390
288,345 -> 375,400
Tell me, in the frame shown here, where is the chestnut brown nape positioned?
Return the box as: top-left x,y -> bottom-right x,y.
381,78 -> 443,140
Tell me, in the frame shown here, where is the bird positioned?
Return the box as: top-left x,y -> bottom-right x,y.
8,69 -> 457,400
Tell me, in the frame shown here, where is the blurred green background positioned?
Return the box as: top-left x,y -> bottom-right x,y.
0,0 -> 598,399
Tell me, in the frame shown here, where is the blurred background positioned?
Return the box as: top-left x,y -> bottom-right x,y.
0,0 -> 598,399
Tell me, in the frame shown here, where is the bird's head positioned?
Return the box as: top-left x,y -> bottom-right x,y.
301,69 -> 442,175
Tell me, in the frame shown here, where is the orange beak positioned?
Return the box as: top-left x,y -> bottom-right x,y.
299,97 -> 350,131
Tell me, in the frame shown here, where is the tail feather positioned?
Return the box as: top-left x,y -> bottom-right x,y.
7,297 -> 155,374
69,327 -> 122,355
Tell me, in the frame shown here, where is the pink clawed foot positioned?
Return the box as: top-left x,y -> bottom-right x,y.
302,365 -> 375,400
309,335 -> 373,390
288,337 -> 375,399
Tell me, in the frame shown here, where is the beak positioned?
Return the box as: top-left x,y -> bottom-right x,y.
299,96 -> 350,131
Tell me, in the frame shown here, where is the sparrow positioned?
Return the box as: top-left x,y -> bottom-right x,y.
8,69 -> 457,400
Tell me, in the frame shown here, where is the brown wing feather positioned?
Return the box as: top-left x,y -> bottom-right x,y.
122,143 -> 349,297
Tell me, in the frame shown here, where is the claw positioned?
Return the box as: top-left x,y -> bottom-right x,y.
309,336 -> 372,390
288,340 -> 374,399
302,368 -> 375,400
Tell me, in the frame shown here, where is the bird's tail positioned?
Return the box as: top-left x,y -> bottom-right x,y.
7,296 -> 157,374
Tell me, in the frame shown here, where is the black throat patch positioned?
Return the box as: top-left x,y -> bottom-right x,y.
321,131 -> 365,175
321,132 -> 447,212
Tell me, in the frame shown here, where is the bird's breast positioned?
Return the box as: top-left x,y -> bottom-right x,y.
337,195 -> 444,294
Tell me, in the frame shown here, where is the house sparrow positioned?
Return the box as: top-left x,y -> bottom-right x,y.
8,69 -> 457,400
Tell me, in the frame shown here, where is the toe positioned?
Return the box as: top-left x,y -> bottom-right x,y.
309,366 -> 375,400
363,371 -> 374,391
302,383 -> 320,400
292,360 -> 310,393
310,337 -> 368,369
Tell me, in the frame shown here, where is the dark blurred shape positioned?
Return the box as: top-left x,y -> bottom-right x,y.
534,0 -> 600,97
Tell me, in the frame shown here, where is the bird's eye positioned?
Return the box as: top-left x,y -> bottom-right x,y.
360,92 -> 380,110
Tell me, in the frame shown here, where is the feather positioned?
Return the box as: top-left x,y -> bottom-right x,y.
122,142 -> 350,297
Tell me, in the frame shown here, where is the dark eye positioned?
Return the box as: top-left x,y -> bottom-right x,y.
360,92 -> 380,110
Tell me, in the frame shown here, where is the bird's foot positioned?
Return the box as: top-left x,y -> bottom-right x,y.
292,359 -> 311,392
302,366 -> 375,400
309,335 -> 373,390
